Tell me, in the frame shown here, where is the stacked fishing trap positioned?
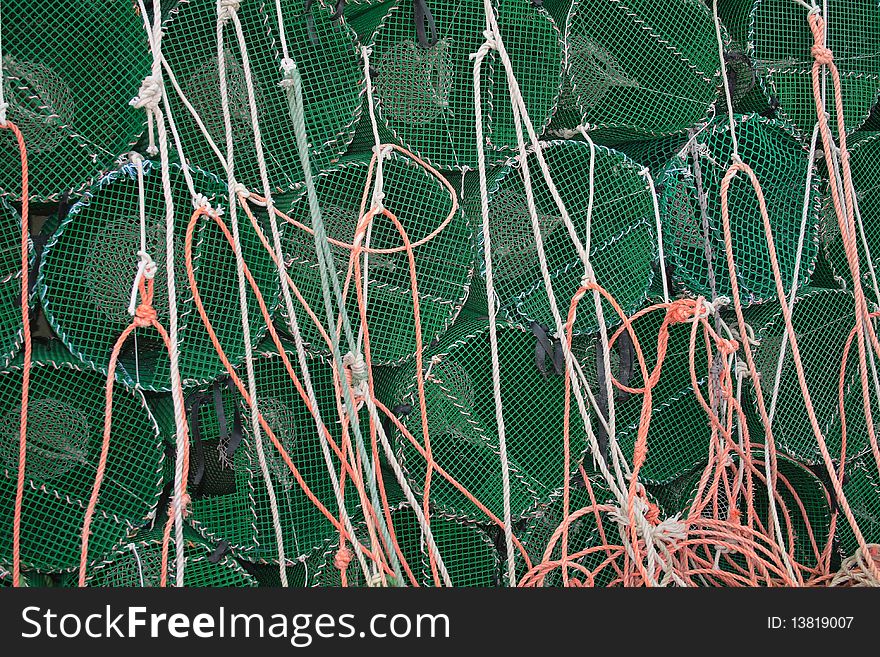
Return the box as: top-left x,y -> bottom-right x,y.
1,0 -> 880,588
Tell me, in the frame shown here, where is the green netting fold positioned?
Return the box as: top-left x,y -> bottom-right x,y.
0,195 -> 31,369
370,0 -> 563,170
162,0 -> 365,192
376,316 -> 591,523
82,526 -> 257,587
0,340 -> 163,571
659,114 -> 821,305
465,139 -> 656,335
155,341 -> 363,564
0,0 -> 149,201
838,455 -> 880,559
552,0 -> 721,142
749,0 -> 880,139
821,131 -> 880,293
311,505 -> 501,586
745,287 -> 878,465
38,159 -> 280,391
282,150 -> 473,365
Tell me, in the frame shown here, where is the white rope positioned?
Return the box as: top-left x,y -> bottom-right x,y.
639,166 -> 670,304
712,0 -> 798,584
216,0 -> 288,587
126,543 -> 146,587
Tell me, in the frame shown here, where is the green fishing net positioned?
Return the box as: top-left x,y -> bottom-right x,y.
0,340 -> 163,571
82,526 -> 257,587
154,341 -> 364,564
376,316 -> 590,524
749,0 -> 880,139
820,131 -> 880,293
745,287 -> 878,466
554,0 -> 721,143
311,505 -> 501,586
660,114 -> 821,305
838,454 -> 880,558
282,150 -> 473,366
0,196 -> 30,369
38,159 -> 280,391
161,0 -> 364,193
0,0 -> 149,202
370,0 -> 563,170
465,139 -> 656,335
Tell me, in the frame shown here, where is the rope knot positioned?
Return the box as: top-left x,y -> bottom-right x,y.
232,183 -> 250,198
279,57 -> 297,88
333,547 -> 353,571
811,44 -> 834,66
716,337 -> 739,356
193,193 -> 223,216
470,29 -> 498,60
134,303 -> 158,328
666,298 -> 698,324
130,74 -> 163,111
217,0 -> 240,24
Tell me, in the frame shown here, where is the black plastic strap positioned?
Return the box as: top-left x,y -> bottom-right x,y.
185,390 -> 209,491
304,0 -> 320,47
616,328 -> 634,402
330,0 -> 345,20
531,322 -> 564,379
208,540 -> 231,564
217,378 -> 243,459
413,0 -> 437,48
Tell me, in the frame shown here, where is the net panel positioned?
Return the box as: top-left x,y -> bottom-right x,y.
0,0 -> 149,202
0,340 -> 163,571
38,160 -> 281,391
821,131 -> 880,294
0,196 -> 30,370
376,317 -> 591,523
370,0 -> 563,170
838,455 -> 880,559
84,527 -> 257,587
311,505 -> 501,586
157,342 -> 365,564
162,0 -> 365,193
562,0 -> 721,143
750,0 -> 880,139
282,150 -> 473,366
465,140 -> 656,335
746,287 -> 878,466
659,114 -> 821,305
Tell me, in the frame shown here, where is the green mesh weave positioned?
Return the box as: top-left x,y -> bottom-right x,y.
311,505 -> 501,586
746,288 -> 878,466
83,526 -> 257,587
377,317 -> 590,523
749,0 -> 880,139
659,114 -> 821,305
161,0 -> 364,192
344,0 -> 396,45
838,455 -> 880,558
557,0 -> 721,143
821,131 -> 880,293
0,340 -> 163,571
38,160 -> 280,391
155,342 -> 363,564
0,0 -> 149,202
282,150 -> 473,365
465,139 -> 656,335
370,0 -> 563,170
0,196 -> 30,369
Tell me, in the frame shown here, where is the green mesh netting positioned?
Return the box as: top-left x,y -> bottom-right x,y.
749,0 -> 880,139
238,558 -> 309,587
465,139 -> 656,334
0,0 -> 149,201
82,526 -> 257,587
515,481 -> 617,587
282,150 -> 473,365
0,196 -> 30,369
155,341 -> 363,564
838,455 -> 880,558
657,451 -> 831,570
660,114 -> 821,305
161,0 -> 364,192
370,0 -> 563,170
821,131 -> 880,293
553,0 -> 721,143
344,0 -> 395,45
311,505 -> 501,586
745,287 -> 878,465
0,340 -> 163,571
38,160 -> 280,391
377,316 -> 590,523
